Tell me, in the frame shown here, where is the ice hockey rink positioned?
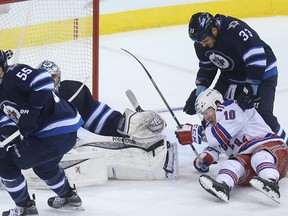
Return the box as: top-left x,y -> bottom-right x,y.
1,2 -> 288,216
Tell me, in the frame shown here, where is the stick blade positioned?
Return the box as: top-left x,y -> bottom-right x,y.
125,89 -> 143,112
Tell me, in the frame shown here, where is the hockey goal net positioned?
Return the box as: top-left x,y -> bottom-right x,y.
0,0 -> 99,98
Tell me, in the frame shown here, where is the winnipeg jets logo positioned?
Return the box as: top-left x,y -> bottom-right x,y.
0,100 -> 21,123
206,50 -> 234,70
200,17 -> 206,27
228,21 -> 239,29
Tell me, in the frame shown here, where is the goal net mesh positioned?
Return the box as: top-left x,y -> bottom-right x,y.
0,0 -> 94,90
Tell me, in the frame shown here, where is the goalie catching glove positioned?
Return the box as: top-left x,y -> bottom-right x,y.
175,123 -> 203,145
117,108 -> 167,140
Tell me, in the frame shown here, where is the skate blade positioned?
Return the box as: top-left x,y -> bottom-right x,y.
249,179 -> 280,204
53,205 -> 85,211
199,176 -> 229,203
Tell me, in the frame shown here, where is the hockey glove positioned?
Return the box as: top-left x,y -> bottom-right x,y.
175,123 -> 202,145
184,85 -> 207,115
18,106 -> 40,136
183,89 -> 197,115
193,151 -> 215,173
237,84 -> 261,109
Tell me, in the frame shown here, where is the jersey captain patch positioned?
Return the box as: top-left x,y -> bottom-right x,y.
206,50 -> 234,71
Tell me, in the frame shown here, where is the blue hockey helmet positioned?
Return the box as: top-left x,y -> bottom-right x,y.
188,12 -> 215,42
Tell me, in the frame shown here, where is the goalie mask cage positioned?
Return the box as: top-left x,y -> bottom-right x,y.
0,0 -> 99,99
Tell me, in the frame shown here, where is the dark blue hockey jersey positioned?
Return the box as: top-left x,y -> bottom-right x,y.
195,14 -> 278,87
0,64 -> 84,138
57,80 -> 122,136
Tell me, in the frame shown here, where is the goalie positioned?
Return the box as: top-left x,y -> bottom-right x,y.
38,60 -> 178,180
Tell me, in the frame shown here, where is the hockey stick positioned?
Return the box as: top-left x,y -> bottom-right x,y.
126,89 -> 183,113
125,89 -> 144,112
68,76 -> 89,102
0,130 -> 20,148
152,106 -> 184,113
120,51 -> 201,160
122,49 -> 183,126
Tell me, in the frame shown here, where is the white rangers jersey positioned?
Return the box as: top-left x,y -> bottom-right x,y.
205,100 -> 283,157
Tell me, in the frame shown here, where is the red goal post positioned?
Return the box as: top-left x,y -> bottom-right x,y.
0,0 -> 99,99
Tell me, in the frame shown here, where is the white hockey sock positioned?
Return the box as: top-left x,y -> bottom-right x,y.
216,159 -> 245,189
251,150 -> 280,181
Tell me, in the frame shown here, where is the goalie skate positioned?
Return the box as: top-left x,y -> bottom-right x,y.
249,176 -> 280,204
199,175 -> 231,202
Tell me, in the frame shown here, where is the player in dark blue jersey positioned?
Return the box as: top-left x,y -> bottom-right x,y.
183,12 -> 287,144
0,50 -> 84,215
38,60 -> 166,140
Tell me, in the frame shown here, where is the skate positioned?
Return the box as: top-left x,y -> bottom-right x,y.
199,174 -> 231,202
47,187 -> 84,211
249,176 -> 280,204
2,199 -> 38,216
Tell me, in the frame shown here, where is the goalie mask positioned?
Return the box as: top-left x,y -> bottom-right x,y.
195,89 -> 223,114
39,60 -> 61,92
117,108 -> 167,142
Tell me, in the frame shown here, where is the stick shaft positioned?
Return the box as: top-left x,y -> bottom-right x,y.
0,130 -> 20,147
121,49 -> 181,127
122,48 -> 201,160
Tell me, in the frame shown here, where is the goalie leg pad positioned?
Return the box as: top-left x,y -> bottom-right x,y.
76,137 -> 178,180
23,151 -> 108,189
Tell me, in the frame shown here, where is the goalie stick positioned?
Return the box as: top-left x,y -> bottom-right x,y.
122,49 -> 202,161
